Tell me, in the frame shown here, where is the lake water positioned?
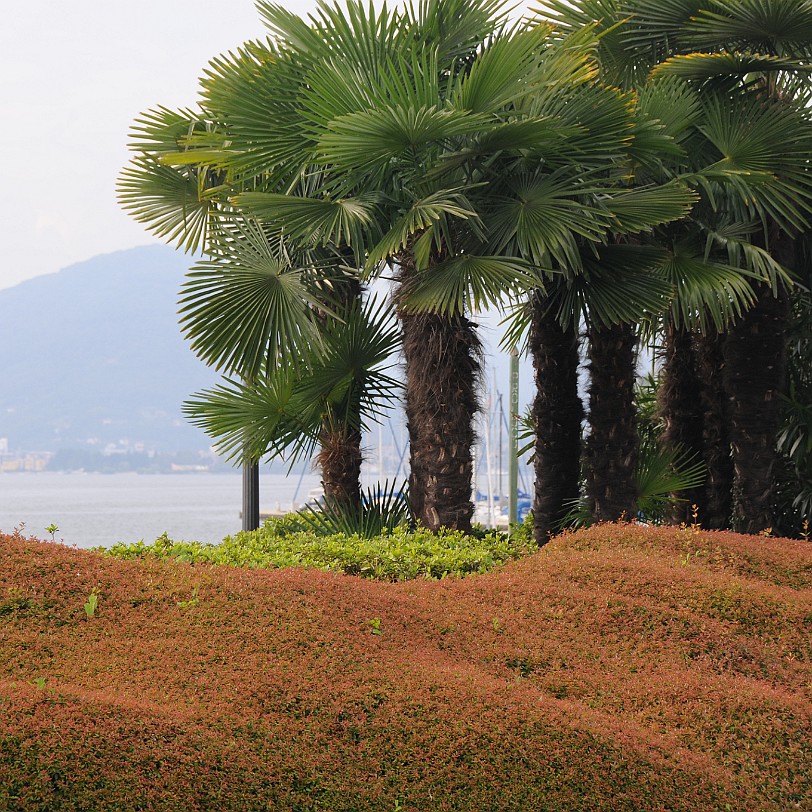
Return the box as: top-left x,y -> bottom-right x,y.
0,471 -> 322,549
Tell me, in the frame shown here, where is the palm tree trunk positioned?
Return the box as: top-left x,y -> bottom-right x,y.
723,280 -> 790,534
529,293 -> 582,545
658,320 -> 705,524
397,254 -> 480,532
586,321 -> 638,522
693,330 -> 733,529
318,423 -> 363,509
316,272 -> 364,511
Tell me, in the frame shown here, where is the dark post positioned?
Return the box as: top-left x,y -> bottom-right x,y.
242,459 -> 260,532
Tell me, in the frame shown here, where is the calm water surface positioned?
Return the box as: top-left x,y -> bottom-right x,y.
0,472 -> 322,549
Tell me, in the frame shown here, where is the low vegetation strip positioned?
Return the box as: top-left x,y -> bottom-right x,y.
103,518 -> 532,581
0,523 -> 809,811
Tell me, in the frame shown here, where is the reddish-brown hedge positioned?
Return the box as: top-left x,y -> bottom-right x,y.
1,523 -> 810,811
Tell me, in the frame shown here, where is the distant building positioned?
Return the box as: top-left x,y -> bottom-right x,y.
0,451 -> 52,472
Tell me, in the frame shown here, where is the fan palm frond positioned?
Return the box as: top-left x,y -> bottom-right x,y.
118,157 -> 217,254
401,255 -> 540,316
183,370 -> 317,464
685,0 -> 812,53
234,192 -> 377,250
296,296 -> 403,431
178,218 -> 322,376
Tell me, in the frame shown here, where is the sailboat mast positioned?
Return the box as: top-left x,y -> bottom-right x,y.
509,350 -> 519,529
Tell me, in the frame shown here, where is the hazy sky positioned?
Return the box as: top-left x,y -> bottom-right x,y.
0,0 -> 321,292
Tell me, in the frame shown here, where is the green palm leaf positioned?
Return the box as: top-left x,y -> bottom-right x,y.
689,93 -> 812,230
488,170 -> 616,270
652,51 -> 812,80
183,371 -> 316,464
304,42 -> 447,127
297,479 -> 411,537
402,255 -> 541,316
316,106 -> 496,174
556,246 -> 674,328
702,224 -> 795,293
450,24 -> 554,113
466,116 -> 580,155
536,0 -> 656,85
184,295 -> 402,464
405,0 -> 509,65
636,439 -> 706,520
617,0 -> 711,56
635,76 -> 702,143
127,106 -> 205,155
200,40 -> 315,181
365,190 -> 480,271
178,219 -> 322,376
295,296 -> 402,430
531,82 -> 636,165
118,107 -> 231,253
258,0 -> 409,72
234,192 -> 376,250
605,182 -> 699,233
496,246 -> 670,347
520,21 -> 604,96
685,0 -> 812,52
118,156 -> 216,254
658,246 -> 757,331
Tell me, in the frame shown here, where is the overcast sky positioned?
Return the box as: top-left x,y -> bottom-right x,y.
2,2 -> 541,293
0,0 -> 321,292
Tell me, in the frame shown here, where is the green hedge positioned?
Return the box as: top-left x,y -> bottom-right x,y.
104,518 -> 534,581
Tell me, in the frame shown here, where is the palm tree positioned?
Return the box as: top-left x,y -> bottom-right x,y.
775,242 -> 812,534
183,293 -> 402,508
540,0 -> 812,534
207,0 -> 585,531
526,293 -> 583,541
118,108 -> 387,516
500,7 -> 706,534
626,0 -> 812,533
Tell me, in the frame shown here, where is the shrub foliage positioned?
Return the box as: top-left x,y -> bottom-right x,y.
104,520 -> 530,581
1,523 -> 810,811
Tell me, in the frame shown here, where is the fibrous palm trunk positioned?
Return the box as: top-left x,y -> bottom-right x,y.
658,320 -> 705,525
397,255 -> 480,533
316,273 -> 364,512
586,321 -> 638,522
693,330 -> 733,529
529,293 -> 582,545
723,280 -> 790,534
318,423 -> 363,509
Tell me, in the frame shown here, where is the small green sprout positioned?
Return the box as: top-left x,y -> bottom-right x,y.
368,617 -> 382,635
84,589 -> 99,619
176,586 -> 200,609
45,524 -> 59,542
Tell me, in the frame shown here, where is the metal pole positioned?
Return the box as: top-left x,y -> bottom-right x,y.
497,391 -> 503,505
242,456 -> 260,532
509,350 -> 519,529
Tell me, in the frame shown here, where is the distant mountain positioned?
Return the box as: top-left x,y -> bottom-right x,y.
0,245 -> 221,453
0,244 -> 539,474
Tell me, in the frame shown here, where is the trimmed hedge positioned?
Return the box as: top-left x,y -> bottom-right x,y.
1,522 -> 810,810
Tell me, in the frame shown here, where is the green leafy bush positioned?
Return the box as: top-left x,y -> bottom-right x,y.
105,522 -> 532,581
